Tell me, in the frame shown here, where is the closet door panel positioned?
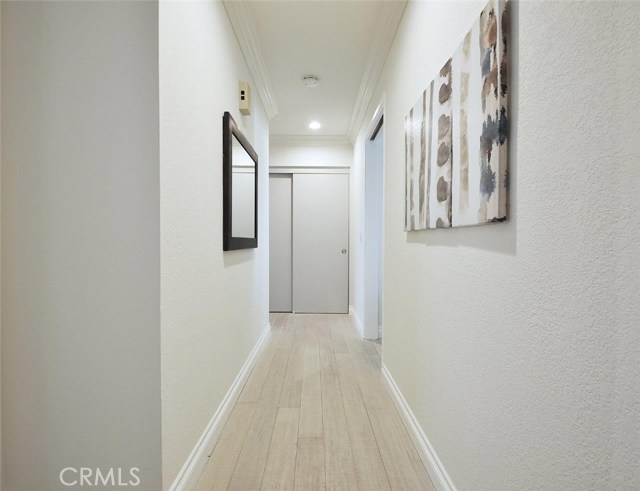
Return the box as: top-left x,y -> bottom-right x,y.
269,174 -> 293,312
293,174 -> 349,314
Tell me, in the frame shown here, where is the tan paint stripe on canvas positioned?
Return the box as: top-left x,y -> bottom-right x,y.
459,31 -> 471,213
426,80 -> 434,229
408,107 -> 415,230
419,90 -> 427,226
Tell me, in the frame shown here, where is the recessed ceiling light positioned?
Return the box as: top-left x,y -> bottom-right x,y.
309,121 -> 321,130
303,76 -> 319,88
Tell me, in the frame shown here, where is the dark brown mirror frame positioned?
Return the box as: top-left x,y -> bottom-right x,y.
223,111 -> 258,251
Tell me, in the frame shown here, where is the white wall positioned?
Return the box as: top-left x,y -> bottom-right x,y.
270,140 -> 352,167
352,1 -> 640,489
159,1 -> 270,487
0,4 -> 3,486
1,2 -> 161,490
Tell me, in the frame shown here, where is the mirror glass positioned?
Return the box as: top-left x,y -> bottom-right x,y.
231,134 -> 256,238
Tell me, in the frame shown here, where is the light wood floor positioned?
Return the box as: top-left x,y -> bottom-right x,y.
195,313 -> 435,491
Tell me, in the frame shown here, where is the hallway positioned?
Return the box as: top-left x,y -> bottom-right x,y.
1,1 -> 638,489
195,314 -> 435,491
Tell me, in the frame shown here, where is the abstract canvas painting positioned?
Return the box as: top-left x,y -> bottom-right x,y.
405,0 -> 508,230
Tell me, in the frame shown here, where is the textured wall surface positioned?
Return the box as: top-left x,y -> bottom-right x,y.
2,2 -> 161,489
159,1 -> 270,487
352,1 -> 640,489
0,5 -> 3,485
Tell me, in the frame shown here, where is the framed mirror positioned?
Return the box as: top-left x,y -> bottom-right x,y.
223,111 -> 258,250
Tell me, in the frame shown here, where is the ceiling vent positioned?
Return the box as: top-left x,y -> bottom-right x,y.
302,76 -> 319,88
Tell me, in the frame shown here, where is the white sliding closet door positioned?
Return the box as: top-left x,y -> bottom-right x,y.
269,174 -> 293,312
293,173 -> 349,314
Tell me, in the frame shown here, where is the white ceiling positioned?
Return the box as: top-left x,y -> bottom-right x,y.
243,1 -> 399,138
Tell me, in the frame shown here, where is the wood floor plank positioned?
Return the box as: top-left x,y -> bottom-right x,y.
368,406 -> 426,491
341,315 -> 361,340
260,346 -> 291,407
396,411 -> 423,463
412,460 -> 437,491
348,327 -> 424,466
269,312 -> 282,328
271,313 -> 295,352
336,353 -> 391,491
240,336 -> 278,403
228,404 -> 278,491
279,321 -> 306,408
345,331 -> 424,468
194,402 -> 257,491
261,408 -> 300,491
369,339 -> 383,358
361,339 -> 383,370
299,334 -> 323,438
344,334 -> 392,411
318,317 -> 337,377
294,437 -> 326,491
214,314 -> 432,491
329,317 -> 349,354
321,373 -> 358,491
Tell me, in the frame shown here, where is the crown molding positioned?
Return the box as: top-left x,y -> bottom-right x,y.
346,0 -> 407,143
270,134 -> 352,147
223,1 -> 279,120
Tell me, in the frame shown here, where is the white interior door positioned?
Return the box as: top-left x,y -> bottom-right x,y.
269,174 -> 292,312
293,173 -> 349,313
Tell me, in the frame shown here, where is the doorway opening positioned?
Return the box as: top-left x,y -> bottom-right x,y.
363,104 -> 384,341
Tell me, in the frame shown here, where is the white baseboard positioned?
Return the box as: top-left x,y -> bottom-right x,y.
348,305 -> 364,338
381,363 -> 457,491
169,323 -> 272,491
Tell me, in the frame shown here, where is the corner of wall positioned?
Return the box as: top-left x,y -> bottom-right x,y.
159,1 -> 271,487
348,306 -> 364,339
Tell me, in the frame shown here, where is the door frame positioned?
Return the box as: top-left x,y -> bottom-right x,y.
363,98 -> 385,340
269,167 -> 351,314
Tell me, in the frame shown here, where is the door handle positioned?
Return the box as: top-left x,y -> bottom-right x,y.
342,249 -> 347,254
